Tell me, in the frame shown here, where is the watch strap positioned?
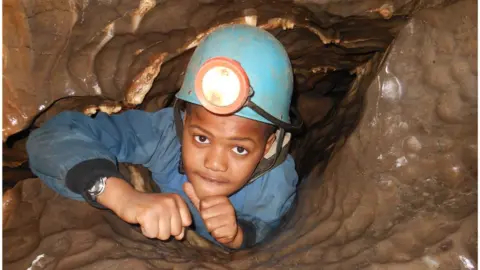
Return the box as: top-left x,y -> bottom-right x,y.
66,158 -> 125,209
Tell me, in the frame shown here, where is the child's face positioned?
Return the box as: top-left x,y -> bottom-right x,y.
182,104 -> 276,199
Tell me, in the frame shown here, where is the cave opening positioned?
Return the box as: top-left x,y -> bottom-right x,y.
136,14 -> 409,184
3,8 -> 408,253
6,0 -> 476,268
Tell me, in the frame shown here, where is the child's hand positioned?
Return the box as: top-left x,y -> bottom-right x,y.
123,192 -> 192,241
183,182 -> 243,248
99,177 -> 192,241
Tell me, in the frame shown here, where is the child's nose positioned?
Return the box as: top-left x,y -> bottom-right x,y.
204,147 -> 228,172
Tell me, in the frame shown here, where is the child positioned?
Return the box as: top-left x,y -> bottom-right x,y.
26,24 -> 303,250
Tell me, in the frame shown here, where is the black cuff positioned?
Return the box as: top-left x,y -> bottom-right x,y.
238,219 -> 257,249
65,158 -> 125,209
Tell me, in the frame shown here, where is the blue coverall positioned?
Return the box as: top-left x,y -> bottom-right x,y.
26,107 -> 298,247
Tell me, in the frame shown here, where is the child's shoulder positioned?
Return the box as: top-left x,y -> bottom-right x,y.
245,155 -> 298,198
145,107 -> 176,126
263,155 -> 298,188
238,155 -> 297,219
122,107 -> 178,139
117,107 -> 175,122
151,107 -> 175,118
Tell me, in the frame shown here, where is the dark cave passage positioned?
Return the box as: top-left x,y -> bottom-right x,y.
136,15 -> 408,182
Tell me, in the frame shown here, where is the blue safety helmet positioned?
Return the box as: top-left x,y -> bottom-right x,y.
176,24 -> 301,131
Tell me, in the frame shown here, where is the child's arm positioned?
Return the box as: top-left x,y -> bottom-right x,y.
96,176 -> 192,240
27,108 -> 195,241
26,108 -> 180,201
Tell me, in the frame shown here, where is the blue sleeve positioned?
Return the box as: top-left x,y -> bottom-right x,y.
26,108 -> 180,200
237,155 -> 298,245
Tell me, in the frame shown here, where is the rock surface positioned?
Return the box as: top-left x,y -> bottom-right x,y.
2,0 -> 477,269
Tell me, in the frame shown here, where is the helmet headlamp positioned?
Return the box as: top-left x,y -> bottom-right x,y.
195,57 -> 250,115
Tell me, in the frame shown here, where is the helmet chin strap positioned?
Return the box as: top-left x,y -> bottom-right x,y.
173,99 -> 292,183
247,128 -> 290,184
245,100 -> 304,135
174,100 -> 186,175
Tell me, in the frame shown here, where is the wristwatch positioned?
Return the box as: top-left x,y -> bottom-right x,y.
86,176 -> 108,201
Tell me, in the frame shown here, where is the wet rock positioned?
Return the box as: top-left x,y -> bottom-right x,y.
2,0 -> 477,269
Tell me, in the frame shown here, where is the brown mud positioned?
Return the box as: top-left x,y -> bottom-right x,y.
2,0 -> 477,269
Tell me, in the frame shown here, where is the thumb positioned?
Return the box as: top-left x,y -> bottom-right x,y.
183,182 -> 200,210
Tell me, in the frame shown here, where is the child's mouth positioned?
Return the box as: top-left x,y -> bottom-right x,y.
198,173 -> 228,185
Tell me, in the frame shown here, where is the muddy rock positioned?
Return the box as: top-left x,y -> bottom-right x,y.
2,0 -> 477,269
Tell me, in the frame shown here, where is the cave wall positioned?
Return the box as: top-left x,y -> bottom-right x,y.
2,0 -> 458,140
2,0 -> 477,269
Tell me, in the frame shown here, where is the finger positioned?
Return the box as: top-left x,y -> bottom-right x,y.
174,195 -> 192,227
201,203 -> 233,220
169,207 -> 183,238
203,214 -> 232,232
211,224 -> 237,243
200,196 -> 229,210
157,213 -> 171,241
216,236 -> 235,244
141,226 -> 148,237
175,227 -> 185,240
183,182 -> 200,210
140,213 -> 159,238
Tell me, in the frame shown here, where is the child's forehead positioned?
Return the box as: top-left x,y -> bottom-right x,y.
187,104 -> 268,137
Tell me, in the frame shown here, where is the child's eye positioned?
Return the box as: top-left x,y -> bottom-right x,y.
194,135 -> 210,144
232,146 -> 248,155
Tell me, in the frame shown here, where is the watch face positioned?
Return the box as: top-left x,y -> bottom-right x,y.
89,177 -> 106,195
90,184 -> 101,193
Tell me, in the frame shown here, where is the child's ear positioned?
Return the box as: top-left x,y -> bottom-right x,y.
263,132 -> 277,156
183,103 -> 190,125
183,109 -> 188,124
